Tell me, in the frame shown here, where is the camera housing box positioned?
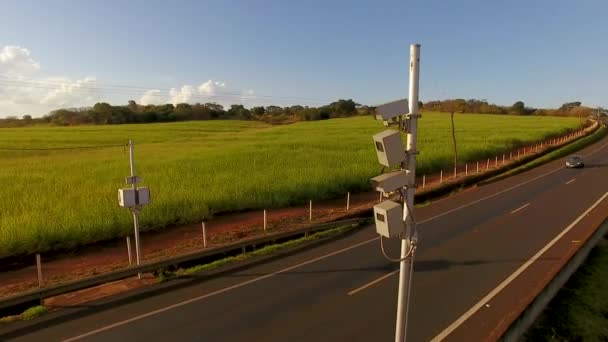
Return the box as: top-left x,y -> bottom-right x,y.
373,130 -> 405,167
374,99 -> 409,121
118,187 -> 151,207
374,200 -> 405,238
137,187 -> 151,206
118,188 -> 136,207
370,170 -> 411,194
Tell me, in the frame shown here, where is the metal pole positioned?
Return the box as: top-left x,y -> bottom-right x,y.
465,163 -> 468,176
202,222 -> 207,247
440,169 -> 443,183
502,154 -> 505,165
309,200 -> 312,222
347,192 -> 350,211
495,156 -> 498,167
126,236 -> 132,265
422,175 -> 425,188
476,161 -> 479,173
129,140 -> 142,279
264,210 -> 267,231
486,158 -> 490,169
36,254 -> 43,288
395,43 -> 420,342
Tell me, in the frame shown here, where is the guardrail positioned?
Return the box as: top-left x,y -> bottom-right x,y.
0,217 -> 368,312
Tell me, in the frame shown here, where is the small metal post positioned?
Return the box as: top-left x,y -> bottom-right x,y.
502,154 -> 505,165
486,158 -> 490,169
126,236 -> 132,265
309,200 -> 312,222
495,156 -> 498,167
453,165 -> 457,178
346,192 -> 350,211
476,161 -> 479,173
128,140 -> 142,279
422,175 -> 426,188
263,210 -> 267,231
440,170 -> 443,183
36,254 -> 43,288
202,222 -> 207,248
465,163 -> 468,176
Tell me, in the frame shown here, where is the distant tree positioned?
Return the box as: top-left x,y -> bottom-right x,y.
174,103 -> 193,121
227,104 -> 252,120
250,106 -> 265,117
127,100 -> 139,113
510,101 -> 526,115
22,115 -> 32,122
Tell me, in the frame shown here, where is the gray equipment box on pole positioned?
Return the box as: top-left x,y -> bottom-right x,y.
374,200 -> 405,238
373,130 -> 406,167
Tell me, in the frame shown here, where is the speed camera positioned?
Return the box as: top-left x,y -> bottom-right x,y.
374,200 -> 405,238
373,130 -> 406,167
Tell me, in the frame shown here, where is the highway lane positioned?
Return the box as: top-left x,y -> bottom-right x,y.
3,135 -> 608,342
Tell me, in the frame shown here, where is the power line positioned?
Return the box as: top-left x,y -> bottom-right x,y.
0,143 -> 127,151
0,80 -> 328,106
0,74 -> 335,104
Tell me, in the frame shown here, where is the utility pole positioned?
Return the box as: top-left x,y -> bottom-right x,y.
118,140 -> 151,280
395,43 -> 420,342
370,44 -> 420,342
129,140 -> 142,272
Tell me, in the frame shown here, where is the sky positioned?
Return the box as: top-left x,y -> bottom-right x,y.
0,0 -> 607,117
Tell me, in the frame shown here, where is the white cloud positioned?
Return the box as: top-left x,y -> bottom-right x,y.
0,45 -> 102,117
168,85 -> 195,105
139,89 -> 164,105
0,46 -> 41,74
40,77 -> 97,107
198,80 -> 226,95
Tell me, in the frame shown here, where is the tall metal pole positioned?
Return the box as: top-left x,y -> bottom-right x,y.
395,43 -> 420,342
129,140 -> 142,278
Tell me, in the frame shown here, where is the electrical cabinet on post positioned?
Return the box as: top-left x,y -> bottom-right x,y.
373,200 -> 406,238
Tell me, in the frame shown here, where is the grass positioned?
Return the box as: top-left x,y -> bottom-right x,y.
525,240 -> 608,341
158,223 -> 362,282
484,126 -> 606,183
0,113 -> 580,257
0,305 -> 47,323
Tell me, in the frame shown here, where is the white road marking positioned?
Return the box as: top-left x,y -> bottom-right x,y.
61,237 -> 378,341
63,137 -> 608,341
566,178 -> 576,185
348,269 -> 399,295
510,203 -> 530,214
430,191 -> 608,342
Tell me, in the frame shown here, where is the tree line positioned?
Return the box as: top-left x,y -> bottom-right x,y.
0,98 -> 604,127
422,99 -> 602,118
0,99 -> 372,127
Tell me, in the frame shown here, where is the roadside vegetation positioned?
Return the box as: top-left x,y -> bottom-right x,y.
0,113 -> 579,257
525,239 -> 608,341
0,305 -> 47,323
157,223 -> 362,282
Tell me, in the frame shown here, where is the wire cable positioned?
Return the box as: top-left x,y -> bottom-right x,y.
0,143 -> 127,151
0,74 -> 334,104
379,190 -> 418,262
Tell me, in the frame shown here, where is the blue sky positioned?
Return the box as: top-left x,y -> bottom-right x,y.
0,0 -> 606,117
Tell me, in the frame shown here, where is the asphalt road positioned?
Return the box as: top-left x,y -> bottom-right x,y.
3,135 -> 608,342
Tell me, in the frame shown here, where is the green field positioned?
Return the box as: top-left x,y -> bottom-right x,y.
0,113 -> 580,257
